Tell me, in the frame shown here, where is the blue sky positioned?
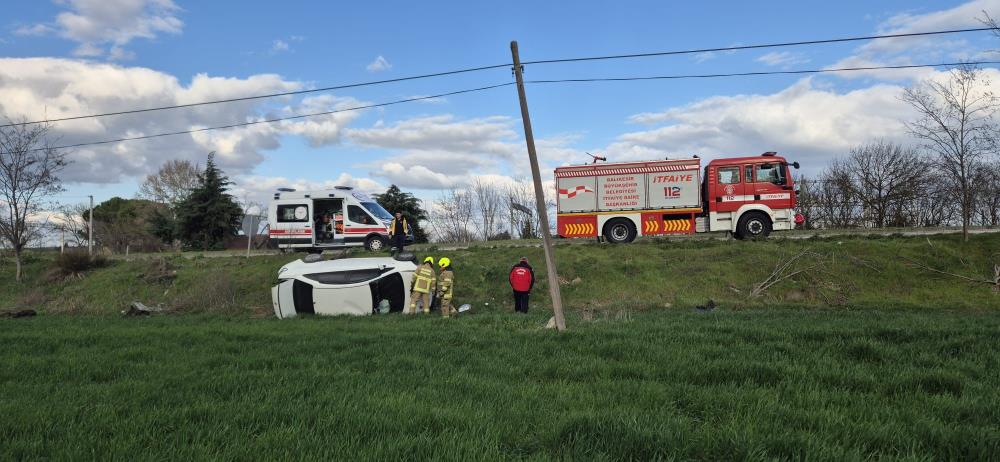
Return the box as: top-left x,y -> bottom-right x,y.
2,0 -> 999,209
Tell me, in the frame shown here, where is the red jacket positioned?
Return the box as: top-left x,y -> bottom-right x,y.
509,262 -> 535,293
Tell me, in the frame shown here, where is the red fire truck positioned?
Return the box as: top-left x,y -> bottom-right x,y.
555,152 -> 804,242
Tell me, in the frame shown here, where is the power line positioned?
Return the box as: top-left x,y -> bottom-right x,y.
2,28 -> 992,129
10,83 -> 514,153
0,63 -> 512,128
521,27 -> 995,65
525,61 -> 1000,84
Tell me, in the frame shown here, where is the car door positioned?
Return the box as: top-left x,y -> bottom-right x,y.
713,165 -> 746,214
751,162 -> 794,210
344,204 -> 379,244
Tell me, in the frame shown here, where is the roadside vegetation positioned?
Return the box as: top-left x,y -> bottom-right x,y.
2,233 -> 998,315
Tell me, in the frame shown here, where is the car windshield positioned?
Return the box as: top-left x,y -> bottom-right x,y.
362,202 -> 393,221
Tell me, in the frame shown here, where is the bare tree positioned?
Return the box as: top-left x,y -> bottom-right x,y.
138,159 -> 200,208
973,162 -> 1000,226
470,178 -> 504,240
794,176 -> 821,229
505,181 -> 540,238
841,141 -> 926,228
901,65 -> 998,240
0,121 -> 69,281
815,164 -> 860,228
52,203 -> 90,248
433,189 -> 475,243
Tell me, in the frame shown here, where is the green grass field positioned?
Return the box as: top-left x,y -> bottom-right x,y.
2,233 -> 1000,460
2,310 -> 999,460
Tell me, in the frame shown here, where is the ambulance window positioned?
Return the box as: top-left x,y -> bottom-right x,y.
347,205 -> 373,224
277,204 -> 309,222
718,167 -> 740,184
756,164 -> 785,185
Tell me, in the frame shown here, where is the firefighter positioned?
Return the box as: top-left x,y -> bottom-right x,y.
389,212 -> 410,252
408,256 -> 436,314
437,257 -> 454,318
509,257 -> 535,313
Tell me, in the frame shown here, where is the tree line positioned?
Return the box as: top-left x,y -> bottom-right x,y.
797,65 -> 1000,239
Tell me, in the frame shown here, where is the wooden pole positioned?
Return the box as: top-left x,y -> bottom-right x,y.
510,40 -> 566,331
88,195 -> 93,256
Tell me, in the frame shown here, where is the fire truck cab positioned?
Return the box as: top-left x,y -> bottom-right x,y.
703,153 -> 801,239
555,152 -> 803,242
268,187 -> 396,252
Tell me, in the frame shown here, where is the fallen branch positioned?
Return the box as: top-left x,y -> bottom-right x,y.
900,256 -> 996,287
749,248 -> 826,298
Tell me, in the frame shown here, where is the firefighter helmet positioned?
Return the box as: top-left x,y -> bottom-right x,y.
439,257 -> 451,268
423,256 -> 435,265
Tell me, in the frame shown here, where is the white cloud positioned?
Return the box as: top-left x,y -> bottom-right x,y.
14,24 -> 56,36
271,39 -> 289,53
16,0 -> 183,59
347,115 -> 523,189
0,57 -> 365,184
691,43 -> 743,63
347,115 -> 520,156
231,173 -> 385,205
756,51 -> 810,67
608,76 -> 947,174
366,55 -> 392,72
827,0 -> 1000,80
344,115 -> 581,190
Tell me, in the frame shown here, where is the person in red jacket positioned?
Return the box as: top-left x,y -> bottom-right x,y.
508,257 -> 535,313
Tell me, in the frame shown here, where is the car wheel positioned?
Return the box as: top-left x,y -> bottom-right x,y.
736,212 -> 772,240
603,219 -> 636,244
365,236 -> 387,252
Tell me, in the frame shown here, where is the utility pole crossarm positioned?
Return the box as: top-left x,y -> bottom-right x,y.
510,40 -> 567,331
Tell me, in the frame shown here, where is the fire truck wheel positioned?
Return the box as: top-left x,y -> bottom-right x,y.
365,235 -> 387,252
737,212 -> 772,240
603,219 -> 637,244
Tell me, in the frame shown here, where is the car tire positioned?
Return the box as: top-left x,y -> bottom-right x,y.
603,219 -> 637,244
736,212 -> 772,240
365,235 -> 387,252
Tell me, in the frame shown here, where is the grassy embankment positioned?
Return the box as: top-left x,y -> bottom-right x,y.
2,233 -> 999,314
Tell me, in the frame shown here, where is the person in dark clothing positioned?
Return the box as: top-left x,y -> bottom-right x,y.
389,212 -> 410,252
508,257 -> 535,313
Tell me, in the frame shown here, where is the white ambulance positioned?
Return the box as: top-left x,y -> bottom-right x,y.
267,187 -> 397,252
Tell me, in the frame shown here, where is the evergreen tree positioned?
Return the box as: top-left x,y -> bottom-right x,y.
374,185 -> 429,243
175,153 -> 242,250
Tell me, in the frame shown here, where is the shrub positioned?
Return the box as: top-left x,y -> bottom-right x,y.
50,252 -> 110,280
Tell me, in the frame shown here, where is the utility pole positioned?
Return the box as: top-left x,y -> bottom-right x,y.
510,40 -> 566,331
246,216 -> 253,259
88,195 -> 93,256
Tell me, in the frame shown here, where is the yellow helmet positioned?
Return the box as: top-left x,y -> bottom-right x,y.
439,257 -> 451,268
423,256 -> 435,265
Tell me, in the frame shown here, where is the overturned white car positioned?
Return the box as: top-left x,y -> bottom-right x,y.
272,253 -> 417,318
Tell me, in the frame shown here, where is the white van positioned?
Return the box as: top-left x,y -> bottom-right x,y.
267,187 -> 397,252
